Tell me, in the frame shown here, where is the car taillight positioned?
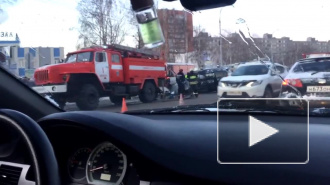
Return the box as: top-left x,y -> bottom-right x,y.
283,79 -> 303,88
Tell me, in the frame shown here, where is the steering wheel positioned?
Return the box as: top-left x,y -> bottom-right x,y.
0,109 -> 60,185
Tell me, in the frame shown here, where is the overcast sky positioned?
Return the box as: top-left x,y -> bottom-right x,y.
0,0 -> 330,54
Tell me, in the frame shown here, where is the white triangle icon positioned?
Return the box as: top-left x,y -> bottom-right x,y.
249,115 -> 279,147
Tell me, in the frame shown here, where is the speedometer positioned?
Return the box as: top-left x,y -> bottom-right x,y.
68,147 -> 91,181
86,142 -> 127,185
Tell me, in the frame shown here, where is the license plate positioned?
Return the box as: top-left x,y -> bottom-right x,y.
227,91 -> 242,96
307,86 -> 330,92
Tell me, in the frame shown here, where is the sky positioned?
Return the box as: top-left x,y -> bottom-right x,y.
1,0 -> 330,54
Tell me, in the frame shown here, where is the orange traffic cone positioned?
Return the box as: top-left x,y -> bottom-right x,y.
179,94 -> 184,105
121,98 -> 128,113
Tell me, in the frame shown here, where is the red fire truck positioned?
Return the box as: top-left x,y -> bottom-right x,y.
32,44 -> 166,110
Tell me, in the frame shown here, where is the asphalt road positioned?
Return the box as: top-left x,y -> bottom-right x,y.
64,92 -> 218,113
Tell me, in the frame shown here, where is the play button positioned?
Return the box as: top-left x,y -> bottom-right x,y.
249,115 -> 279,147
217,98 -> 309,164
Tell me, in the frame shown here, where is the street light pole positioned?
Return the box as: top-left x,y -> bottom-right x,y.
219,8 -> 223,66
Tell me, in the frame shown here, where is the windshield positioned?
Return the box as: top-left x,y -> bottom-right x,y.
65,52 -> 93,63
1,0 -> 330,116
293,60 -> 330,73
232,65 -> 269,76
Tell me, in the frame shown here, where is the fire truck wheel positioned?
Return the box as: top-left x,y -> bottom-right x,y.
139,82 -> 157,103
110,95 -> 123,106
76,84 -> 100,110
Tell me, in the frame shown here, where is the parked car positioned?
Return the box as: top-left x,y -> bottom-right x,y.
218,61 -> 288,98
198,68 -> 228,92
280,57 -> 330,107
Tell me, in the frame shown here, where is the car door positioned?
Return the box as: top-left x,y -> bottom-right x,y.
109,52 -> 124,83
94,52 -> 110,83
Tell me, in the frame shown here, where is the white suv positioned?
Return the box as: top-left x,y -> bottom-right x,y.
217,61 -> 288,98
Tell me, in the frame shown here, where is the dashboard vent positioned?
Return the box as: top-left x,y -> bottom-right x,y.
0,164 -> 22,185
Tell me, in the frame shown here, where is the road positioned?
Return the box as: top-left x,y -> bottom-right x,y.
64,92 -> 218,113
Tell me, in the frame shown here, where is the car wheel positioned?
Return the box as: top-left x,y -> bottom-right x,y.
263,87 -> 273,105
76,84 -> 100,110
139,81 -> 157,103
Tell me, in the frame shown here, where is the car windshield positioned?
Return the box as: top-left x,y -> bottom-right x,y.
293,60 -> 330,73
1,0 -> 330,116
65,52 -> 93,63
232,65 -> 269,76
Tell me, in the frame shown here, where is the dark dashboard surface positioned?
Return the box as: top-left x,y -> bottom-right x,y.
38,111 -> 330,185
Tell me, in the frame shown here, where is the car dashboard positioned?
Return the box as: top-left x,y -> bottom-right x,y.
2,110 -> 330,185
39,112 -> 218,185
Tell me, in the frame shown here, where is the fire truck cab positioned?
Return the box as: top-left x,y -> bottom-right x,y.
32,45 -> 166,110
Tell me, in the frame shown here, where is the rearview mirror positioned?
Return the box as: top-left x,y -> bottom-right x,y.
163,0 -> 237,11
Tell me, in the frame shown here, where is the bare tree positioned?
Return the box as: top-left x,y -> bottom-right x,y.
77,0 -> 129,48
191,25 -> 209,68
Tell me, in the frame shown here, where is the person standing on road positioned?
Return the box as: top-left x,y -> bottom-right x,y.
176,69 -> 185,97
187,69 -> 199,97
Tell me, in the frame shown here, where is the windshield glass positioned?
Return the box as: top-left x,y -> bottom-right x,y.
1,0 -> 330,116
232,65 -> 269,76
66,52 -> 93,63
66,54 -> 77,63
293,60 -> 330,73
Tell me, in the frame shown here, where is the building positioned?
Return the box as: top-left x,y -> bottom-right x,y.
261,34 -> 330,65
0,31 -> 20,69
8,47 -> 65,77
0,31 -> 65,77
261,34 -> 295,63
157,9 -> 194,63
192,32 -> 330,66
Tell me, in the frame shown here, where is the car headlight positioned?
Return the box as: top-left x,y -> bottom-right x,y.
246,80 -> 263,87
219,82 -> 226,87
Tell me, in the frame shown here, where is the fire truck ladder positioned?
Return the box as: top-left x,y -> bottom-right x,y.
106,44 -> 160,59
